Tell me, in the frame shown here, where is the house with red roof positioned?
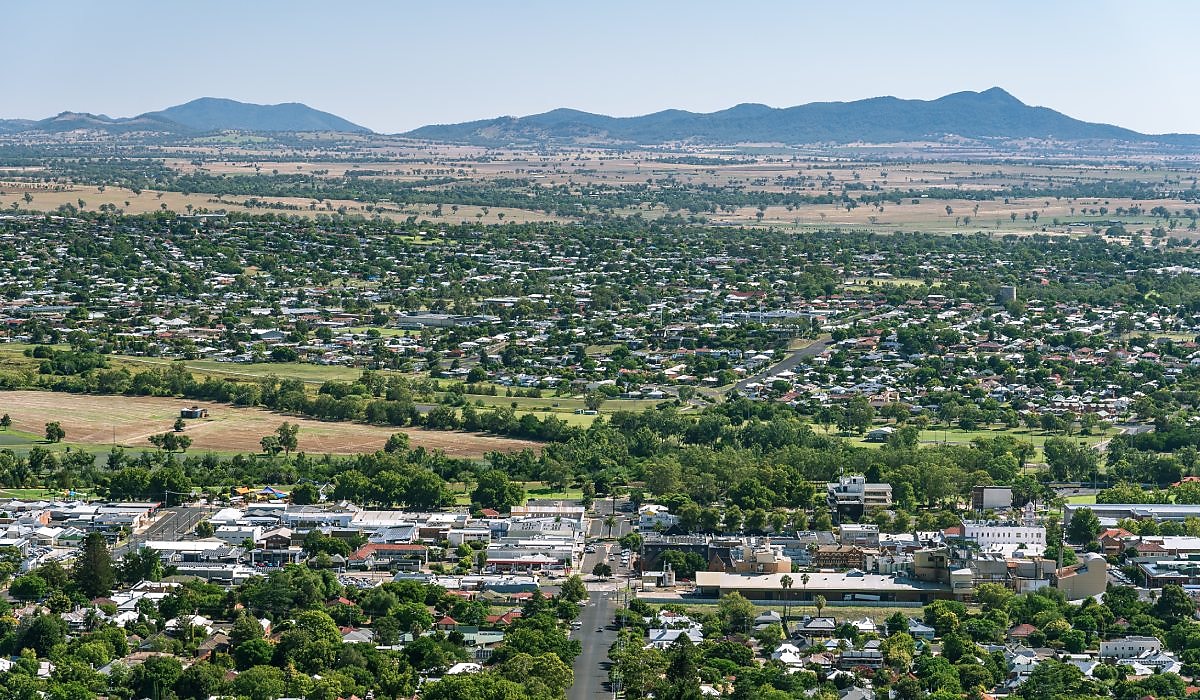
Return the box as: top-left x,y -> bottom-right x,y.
485,611 -> 522,627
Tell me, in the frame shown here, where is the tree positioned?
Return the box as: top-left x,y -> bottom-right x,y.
421,673 -> 528,700
886,611 -> 909,636
173,417 -> 186,433
231,665 -> 287,700
44,421 -> 65,443
592,563 -> 612,578
814,594 -> 826,618
384,432 -> 410,453
717,592 -> 756,634
560,574 -> 588,604
1065,507 -> 1101,545
175,662 -> 225,700
1016,658 -> 1089,700
496,651 -> 575,699
644,459 -> 683,496
290,482 -> 320,505
471,469 -> 524,512
9,574 -> 48,600
975,582 -> 1013,611
131,654 -> 184,700
260,435 -> 282,456
882,631 -> 915,669
779,574 -> 793,629
120,546 -> 163,583
584,392 -> 605,412
275,422 -> 299,455
755,622 -> 784,649
233,639 -> 274,671
1154,583 -> 1197,623
0,414 -> 10,430
72,532 -> 115,599
1043,437 -> 1098,482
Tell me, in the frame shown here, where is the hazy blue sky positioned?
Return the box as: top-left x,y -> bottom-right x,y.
9,1 -> 1197,134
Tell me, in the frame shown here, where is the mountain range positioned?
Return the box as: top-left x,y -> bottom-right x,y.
2,89 -> 1198,149
403,87 -> 1200,148
0,98 -> 370,135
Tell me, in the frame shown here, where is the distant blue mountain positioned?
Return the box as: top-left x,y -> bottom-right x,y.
404,88 -> 1200,147
142,97 -> 369,133
9,98 -> 370,134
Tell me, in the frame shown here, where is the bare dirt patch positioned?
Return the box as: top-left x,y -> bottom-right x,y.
0,390 -> 534,458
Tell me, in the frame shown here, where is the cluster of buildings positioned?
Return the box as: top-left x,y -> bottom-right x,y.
638,485 -> 1104,605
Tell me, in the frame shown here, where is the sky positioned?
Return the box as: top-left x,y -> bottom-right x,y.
7,1 -> 1198,134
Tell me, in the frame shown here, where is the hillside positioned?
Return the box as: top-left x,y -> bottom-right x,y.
4,99 -> 369,135
404,88 -> 1200,147
141,97 -> 370,133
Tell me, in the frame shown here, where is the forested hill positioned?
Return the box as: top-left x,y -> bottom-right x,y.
4,98 -> 370,135
142,97 -> 370,133
404,87 -> 1200,148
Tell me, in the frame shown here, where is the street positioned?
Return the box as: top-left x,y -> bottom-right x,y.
734,337 -> 833,392
113,505 -> 207,558
568,590 -> 619,700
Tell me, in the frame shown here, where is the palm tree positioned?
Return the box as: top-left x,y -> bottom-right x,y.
814,594 -> 826,619
779,574 -> 793,632
604,515 -> 616,538
801,572 -> 810,604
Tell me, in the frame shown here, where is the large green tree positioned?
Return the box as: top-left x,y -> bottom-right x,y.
72,532 -> 115,599
471,470 -> 525,512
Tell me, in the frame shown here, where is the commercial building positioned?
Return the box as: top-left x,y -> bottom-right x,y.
961,521 -> 1046,557
733,544 -> 791,574
813,545 -> 866,570
826,475 -> 892,517
971,486 -> 1014,511
694,570 -> 954,604
1066,503 -> 1200,523
838,524 -> 880,548
1053,553 -> 1107,600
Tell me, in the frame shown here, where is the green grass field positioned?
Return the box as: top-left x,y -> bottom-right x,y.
450,481 -> 584,506
822,423 -> 1114,460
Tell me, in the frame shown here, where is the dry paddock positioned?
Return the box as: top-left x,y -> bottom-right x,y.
0,390 -> 535,458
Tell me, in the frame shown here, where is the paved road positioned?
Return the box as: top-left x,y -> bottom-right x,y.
589,498 -> 633,540
733,337 -> 833,391
1093,422 -> 1154,453
569,590 -> 619,700
114,506 -> 207,558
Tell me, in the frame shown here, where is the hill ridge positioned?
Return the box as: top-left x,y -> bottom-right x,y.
403,87 -> 1189,147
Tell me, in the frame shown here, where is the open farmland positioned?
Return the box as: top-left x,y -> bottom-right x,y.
0,390 -> 536,458
0,182 -> 567,224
